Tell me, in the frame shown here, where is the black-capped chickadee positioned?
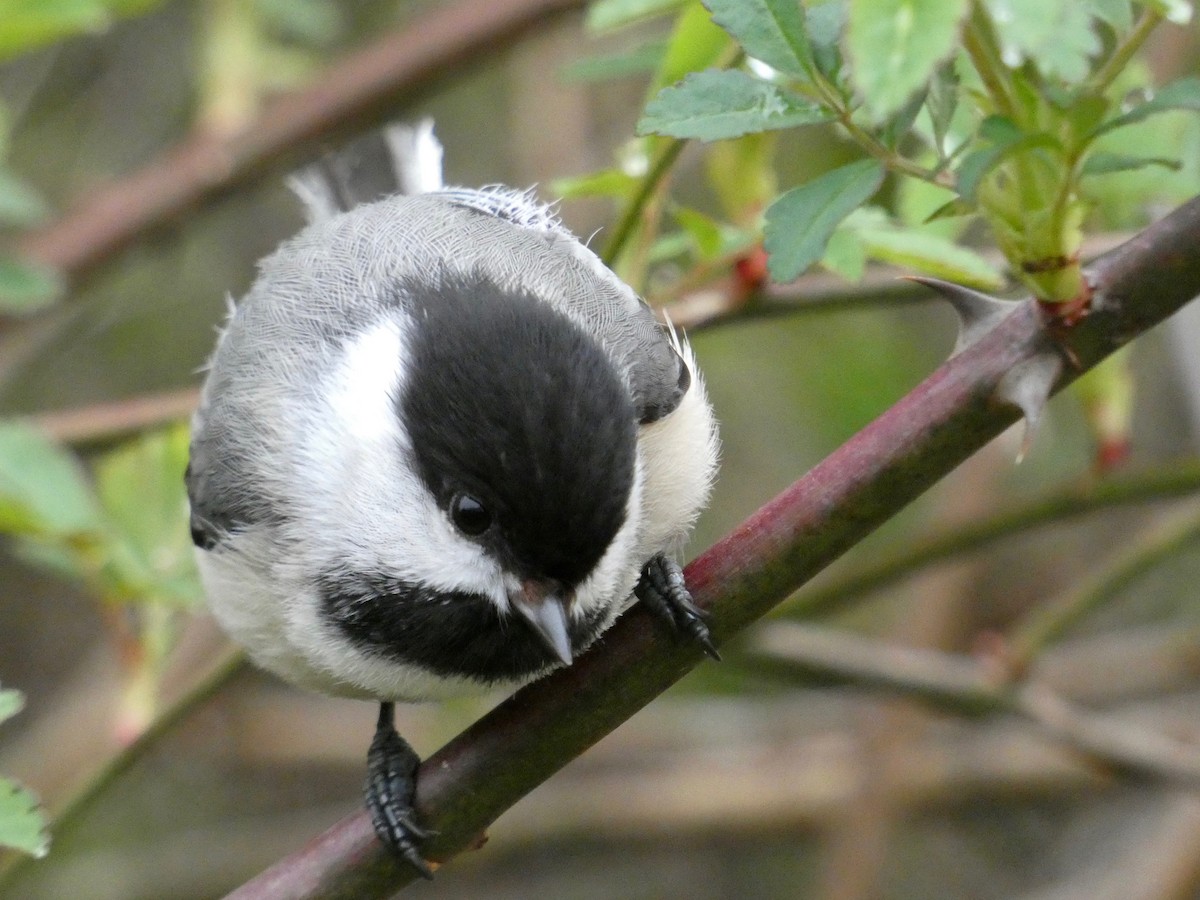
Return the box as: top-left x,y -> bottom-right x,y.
185,126 -> 720,876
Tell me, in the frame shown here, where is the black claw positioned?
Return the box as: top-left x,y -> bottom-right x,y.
635,554 -> 721,661
365,702 -> 434,879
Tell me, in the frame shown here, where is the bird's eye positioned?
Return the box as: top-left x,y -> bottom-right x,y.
449,493 -> 492,536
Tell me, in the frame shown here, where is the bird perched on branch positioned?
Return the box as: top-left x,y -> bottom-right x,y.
186,122 -> 719,876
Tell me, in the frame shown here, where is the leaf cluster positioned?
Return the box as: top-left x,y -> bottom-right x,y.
573,0 -> 1198,303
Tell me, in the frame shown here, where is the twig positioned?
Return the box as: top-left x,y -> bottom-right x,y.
753,622 -> 1200,786
30,387 -> 198,444
220,198 -> 1200,896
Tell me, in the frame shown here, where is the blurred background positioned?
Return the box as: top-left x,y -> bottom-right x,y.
0,1 -> 1199,897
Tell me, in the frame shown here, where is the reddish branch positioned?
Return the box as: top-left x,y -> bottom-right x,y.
15,0 -> 584,280
223,198 -> 1200,898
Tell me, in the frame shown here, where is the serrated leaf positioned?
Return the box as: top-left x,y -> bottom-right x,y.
0,168 -> 49,226
764,159 -> 885,281
95,425 -> 200,607
0,421 -> 102,537
984,0 -> 1100,83
638,69 -> 833,141
0,257 -> 64,314
857,226 -> 1005,290
0,778 -> 49,858
702,0 -> 814,78
586,0 -> 689,32
1093,77 -> 1200,137
1080,152 -> 1181,175
848,0 -> 969,122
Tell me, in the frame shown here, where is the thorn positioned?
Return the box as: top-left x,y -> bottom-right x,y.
904,276 -> 1013,354
994,352 -> 1065,462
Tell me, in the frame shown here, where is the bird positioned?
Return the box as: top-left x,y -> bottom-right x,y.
185,124 -> 720,877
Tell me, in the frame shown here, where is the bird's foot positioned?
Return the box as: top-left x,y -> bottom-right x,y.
365,702 -> 434,879
635,553 -> 720,661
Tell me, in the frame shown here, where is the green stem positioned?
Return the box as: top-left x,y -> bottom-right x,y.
601,137 -> 686,268
962,1 -> 1019,120
1088,8 -> 1163,96
0,648 -> 245,894
785,460 -> 1200,621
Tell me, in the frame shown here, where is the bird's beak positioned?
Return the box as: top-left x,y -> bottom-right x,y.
511,579 -> 573,666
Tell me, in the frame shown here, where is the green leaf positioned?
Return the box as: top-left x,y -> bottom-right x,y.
955,117 -> 1061,201
702,0 -> 814,78
856,226 -> 1005,290
1093,77 -> 1200,137
0,421 -> 102,537
255,0 -> 342,45
586,0 -> 689,32
705,131 -> 778,223
984,0 -> 1100,83
848,0 -> 969,122
1080,152 -> 1182,175
0,778 -> 48,858
0,687 -> 48,859
672,205 -> 725,257
821,226 -> 867,281
0,0 -> 165,61
654,0 -> 731,90
638,69 -> 833,141
552,167 -> 639,200
807,0 -> 847,78
94,425 -> 200,607
764,159 -> 886,281
0,687 -> 22,724
1085,0 -> 1133,32
0,257 -> 64,315
925,62 -> 960,155
561,40 -> 667,83
0,168 -> 50,226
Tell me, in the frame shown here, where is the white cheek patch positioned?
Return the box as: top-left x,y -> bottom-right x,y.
287,317 -> 507,601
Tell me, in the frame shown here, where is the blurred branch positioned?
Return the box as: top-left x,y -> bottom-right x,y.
12,0 -> 584,282
753,622 -> 1200,785
30,387 -> 198,444
786,460 -> 1200,621
221,198 -> 1200,896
